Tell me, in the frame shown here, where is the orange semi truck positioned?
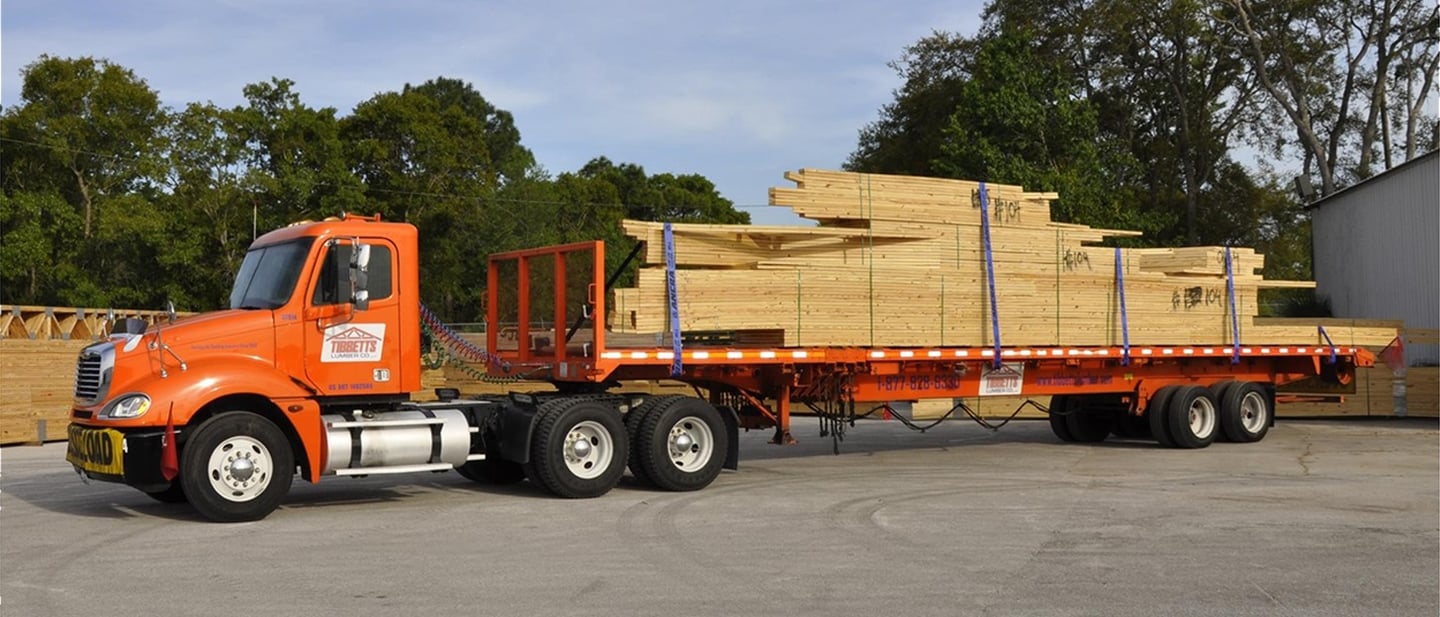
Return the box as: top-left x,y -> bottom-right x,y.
65,214 -> 1372,521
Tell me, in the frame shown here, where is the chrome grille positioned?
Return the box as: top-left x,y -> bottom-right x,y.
73,343 -> 113,404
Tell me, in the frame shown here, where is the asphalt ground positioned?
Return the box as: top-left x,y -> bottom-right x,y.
1,418 -> 1436,617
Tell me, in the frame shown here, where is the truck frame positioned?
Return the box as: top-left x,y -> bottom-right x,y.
64,215 -> 1372,521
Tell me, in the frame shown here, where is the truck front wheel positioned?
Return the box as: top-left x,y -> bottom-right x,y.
180,412 -> 294,522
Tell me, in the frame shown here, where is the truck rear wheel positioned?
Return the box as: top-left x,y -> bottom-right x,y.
1219,382 -> 1271,443
527,398 -> 628,498
179,412 -> 294,522
1167,385 -> 1218,449
636,397 -> 727,492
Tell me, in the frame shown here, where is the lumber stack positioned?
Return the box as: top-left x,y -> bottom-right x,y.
608,168 -> 1399,348
0,339 -> 87,445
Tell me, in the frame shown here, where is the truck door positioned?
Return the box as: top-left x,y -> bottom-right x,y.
302,238 -> 405,397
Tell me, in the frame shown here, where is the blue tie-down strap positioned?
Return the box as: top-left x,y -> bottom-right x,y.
1317,325 -> 1337,364
1224,245 -> 1240,365
664,222 -> 683,377
1114,246 -> 1130,366
978,181 -> 1002,368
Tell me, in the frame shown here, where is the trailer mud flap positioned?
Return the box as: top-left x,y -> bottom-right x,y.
719,404 -> 740,470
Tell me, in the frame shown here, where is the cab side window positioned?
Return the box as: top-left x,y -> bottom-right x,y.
312,243 -> 394,305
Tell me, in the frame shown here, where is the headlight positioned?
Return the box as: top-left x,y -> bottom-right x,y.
106,394 -> 152,419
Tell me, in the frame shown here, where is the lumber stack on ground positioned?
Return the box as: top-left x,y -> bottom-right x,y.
0,339 -> 87,445
609,169 -> 1399,348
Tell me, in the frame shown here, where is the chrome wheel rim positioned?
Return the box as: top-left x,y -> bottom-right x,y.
667,416 -> 714,471
564,420 -> 613,480
1240,391 -> 1268,433
207,436 -> 272,503
1188,397 -> 1217,439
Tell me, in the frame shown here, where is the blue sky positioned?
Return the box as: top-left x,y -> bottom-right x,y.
1,0 -> 986,225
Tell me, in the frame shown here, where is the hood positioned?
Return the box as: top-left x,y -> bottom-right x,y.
112,308 -> 277,369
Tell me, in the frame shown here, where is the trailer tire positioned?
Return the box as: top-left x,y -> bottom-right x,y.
1219,382 -> 1271,443
1065,396 -> 1114,443
637,397 -> 728,492
179,412 -> 293,522
1208,381 -> 1238,442
1148,386 -> 1180,448
528,398 -> 628,498
456,459 -> 527,485
1167,386 -> 1219,449
625,395 -> 686,486
143,482 -> 187,504
1047,395 -> 1076,442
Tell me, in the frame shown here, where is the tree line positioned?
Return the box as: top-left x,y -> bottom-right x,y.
848,0 -> 1436,291
1,64 -> 746,321
2,0 -> 1434,321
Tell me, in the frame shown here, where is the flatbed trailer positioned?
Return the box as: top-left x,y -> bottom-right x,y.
63,216 -> 1373,522
482,240 -> 1372,449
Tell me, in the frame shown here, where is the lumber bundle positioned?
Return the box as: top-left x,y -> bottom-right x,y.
0,339 -> 87,445
609,169 -> 1400,348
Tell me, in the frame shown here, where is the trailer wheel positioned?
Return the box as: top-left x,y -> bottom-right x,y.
179,412 -> 294,522
1047,395 -> 1076,442
456,459 -> 526,485
1148,386 -> 1180,448
1208,381 -> 1238,441
1219,382 -> 1271,443
528,398 -> 628,498
625,395 -> 685,486
1064,396 -> 1114,443
1167,386 -> 1218,449
143,482 -> 187,504
637,397 -> 728,492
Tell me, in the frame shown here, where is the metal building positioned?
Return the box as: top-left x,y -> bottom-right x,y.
1308,150 -> 1439,365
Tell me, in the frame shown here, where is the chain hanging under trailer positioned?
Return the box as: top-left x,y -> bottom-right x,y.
801,373 -> 856,455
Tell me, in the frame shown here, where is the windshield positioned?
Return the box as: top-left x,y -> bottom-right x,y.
229,238 -> 316,310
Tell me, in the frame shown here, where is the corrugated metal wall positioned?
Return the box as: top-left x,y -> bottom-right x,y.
1312,151 -> 1439,365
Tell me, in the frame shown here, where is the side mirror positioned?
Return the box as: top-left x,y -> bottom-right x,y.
349,243 -> 371,311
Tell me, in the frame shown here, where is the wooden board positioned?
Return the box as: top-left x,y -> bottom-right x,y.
609,169 -> 1395,349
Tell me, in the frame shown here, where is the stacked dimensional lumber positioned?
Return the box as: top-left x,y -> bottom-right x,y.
0,339 -> 87,445
609,168 -> 1398,348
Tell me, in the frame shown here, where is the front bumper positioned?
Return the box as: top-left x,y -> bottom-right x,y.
68,427 -> 184,493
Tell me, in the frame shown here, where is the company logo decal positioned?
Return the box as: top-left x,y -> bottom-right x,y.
322,323 -> 386,362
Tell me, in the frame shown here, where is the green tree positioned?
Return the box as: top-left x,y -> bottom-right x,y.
162,102 -> 254,309
932,28 -> 1157,235
0,55 -> 168,306
576,157 -> 749,224
233,78 -> 363,230
1216,0 -> 1439,195
846,32 -> 979,176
